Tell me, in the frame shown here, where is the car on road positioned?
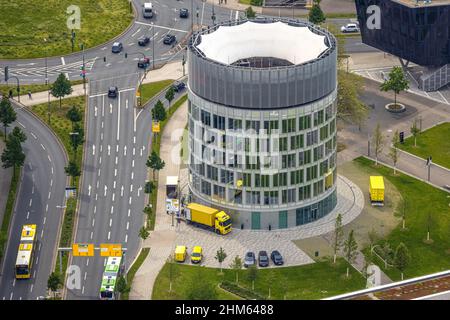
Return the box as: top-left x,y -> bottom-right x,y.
172,81 -> 186,92
163,34 -> 176,45
258,251 -> 269,267
138,36 -> 150,46
111,42 -> 123,53
270,250 -> 284,266
341,23 -> 359,33
180,8 -> 189,18
191,246 -> 203,264
244,251 -> 256,268
143,2 -> 153,19
138,57 -> 151,69
108,86 -> 118,98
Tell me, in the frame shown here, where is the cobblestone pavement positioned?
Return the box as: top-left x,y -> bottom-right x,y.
175,175 -> 364,269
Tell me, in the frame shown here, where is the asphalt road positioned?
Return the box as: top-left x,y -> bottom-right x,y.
0,102 -> 67,300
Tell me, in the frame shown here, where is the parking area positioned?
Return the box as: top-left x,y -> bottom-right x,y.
173,175 -> 365,269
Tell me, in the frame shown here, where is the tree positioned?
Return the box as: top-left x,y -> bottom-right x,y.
151,100 -> 167,122
116,275 -> 130,296
146,151 -> 165,180
229,256 -> 242,283
367,228 -> 379,253
51,73 -> 73,109
380,66 -> 409,107
167,255 -> 178,293
0,96 -> 17,141
215,247 -> 227,274
394,242 -> 411,280
344,230 -> 358,278
47,272 -> 62,299
245,6 -> 256,19
332,213 -> 344,264
70,122 -> 84,155
10,126 -> 27,143
247,265 -> 258,291
337,71 -> 368,128
165,86 -> 175,110
64,161 -> 80,185
389,130 -> 400,174
66,106 -> 82,130
410,118 -> 421,147
1,135 -> 25,178
186,268 -> 217,300
372,123 -> 384,166
139,226 -> 150,240
144,181 -> 155,194
308,0 -> 326,25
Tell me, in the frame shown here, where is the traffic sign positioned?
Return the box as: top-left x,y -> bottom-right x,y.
152,121 -> 160,133
72,243 -> 94,256
100,244 -> 123,257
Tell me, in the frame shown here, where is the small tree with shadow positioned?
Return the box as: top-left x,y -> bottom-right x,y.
380,66 -> 409,107
152,100 -> 167,122
389,130 -> 400,174
372,123 -> 385,166
51,73 -> 73,109
308,0 -> 326,25
0,96 -> 17,141
332,213 -> 344,264
215,247 -> 227,274
394,242 -> 410,281
165,86 -> 175,111
229,255 -> 242,284
47,272 -> 62,299
410,118 -> 421,147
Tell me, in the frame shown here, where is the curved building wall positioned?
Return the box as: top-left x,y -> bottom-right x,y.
187,19 -> 338,229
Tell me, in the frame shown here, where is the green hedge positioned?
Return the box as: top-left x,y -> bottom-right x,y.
0,167 -> 20,260
220,281 -> 266,300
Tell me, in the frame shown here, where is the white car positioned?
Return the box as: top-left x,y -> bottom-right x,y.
341,23 -> 359,33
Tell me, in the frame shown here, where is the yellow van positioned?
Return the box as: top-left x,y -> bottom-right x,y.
174,245 -> 187,262
191,246 -> 203,264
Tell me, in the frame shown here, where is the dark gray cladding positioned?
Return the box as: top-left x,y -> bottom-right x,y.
188,18 -> 337,110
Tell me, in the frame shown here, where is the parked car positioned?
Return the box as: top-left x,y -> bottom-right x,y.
341,23 -> 359,33
179,8 -> 189,18
108,86 -> 118,98
137,57 -> 151,69
111,42 -> 123,53
270,250 -> 284,266
191,246 -> 203,264
143,2 -> 153,19
138,36 -> 150,46
244,252 -> 256,268
258,251 -> 269,267
163,34 -> 176,45
172,81 -> 186,92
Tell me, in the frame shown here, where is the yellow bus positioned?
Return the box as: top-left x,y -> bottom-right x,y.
15,224 -> 37,279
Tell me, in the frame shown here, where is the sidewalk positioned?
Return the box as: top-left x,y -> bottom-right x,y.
129,102 -> 188,300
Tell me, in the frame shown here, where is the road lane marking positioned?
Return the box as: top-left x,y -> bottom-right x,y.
124,145 -> 127,156
132,160 -> 135,168
51,167 -> 54,175
45,204 -> 48,212
130,184 -> 133,192
116,145 -> 119,153
128,209 -> 131,217
133,147 -> 135,156
114,168 -> 117,177
112,193 -> 115,202
108,232 -> 111,240
131,172 -> 134,180
111,206 -> 114,214
18,121 -> 25,128
117,93 -> 121,141
109,218 -> 112,227
30,284 -> 33,293
26,212 -> 29,219
126,222 -> 129,230
115,156 -> 118,165
41,144 -> 45,150
92,144 -> 95,156
135,21 -> 188,34
30,132 -> 37,139
129,196 -> 132,205
48,191 -> 51,199
43,217 -> 46,225
104,185 -> 107,196
108,145 -> 111,155
92,219 -> 95,227
29,199 -> 32,207
131,28 -> 141,37
94,206 -> 97,214
125,234 -> 128,243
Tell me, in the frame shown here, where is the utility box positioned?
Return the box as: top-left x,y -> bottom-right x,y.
369,176 -> 385,206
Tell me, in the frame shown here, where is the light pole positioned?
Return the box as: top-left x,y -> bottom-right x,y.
151,22 -> 155,70
80,43 -> 86,97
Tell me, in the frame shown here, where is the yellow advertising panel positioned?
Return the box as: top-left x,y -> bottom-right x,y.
100,244 -> 123,257
72,243 -> 94,257
152,121 -> 160,133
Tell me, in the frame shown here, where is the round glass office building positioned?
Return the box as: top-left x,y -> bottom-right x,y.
187,18 -> 338,229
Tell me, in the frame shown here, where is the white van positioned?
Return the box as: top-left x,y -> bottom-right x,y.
143,3 -> 153,18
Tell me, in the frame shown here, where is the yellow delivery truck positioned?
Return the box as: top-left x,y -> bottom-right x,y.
174,245 -> 187,262
185,203 -> 232,235
369,176 -> 385,206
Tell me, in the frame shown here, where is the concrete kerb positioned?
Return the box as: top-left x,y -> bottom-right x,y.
9,99 -> 71,293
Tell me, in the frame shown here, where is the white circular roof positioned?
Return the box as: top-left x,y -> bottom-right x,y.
196,21 -> 329,66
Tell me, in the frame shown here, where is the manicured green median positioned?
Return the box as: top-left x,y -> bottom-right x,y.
140,80 -> 174,107
153,259 -> 366,300
396,122 -> 450,170
355,157 -> 450,280
121,248 -> 150,300
0,0 -> 133,59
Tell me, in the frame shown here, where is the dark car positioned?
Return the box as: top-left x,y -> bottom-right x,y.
108,86 -> 118,98
270,250 -> 284,266
244,252 -> 256,268
179,8 -> 189,18
172,81 -> 185,92
138,57 -> 151,69
163,34 -> 176,45
258,251 -> 269,267
138,36 -> 150,46
111,42 -> 123,53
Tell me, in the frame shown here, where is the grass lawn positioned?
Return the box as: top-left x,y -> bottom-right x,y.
0,0 -> 133,59
355,157 -> 450,281
121,248 -> 150,300
0,81 -> 84,97
140,80 -> 174,107
152,258 -> 366,300
396,122 -> 450,169
0,167 -> 20,260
